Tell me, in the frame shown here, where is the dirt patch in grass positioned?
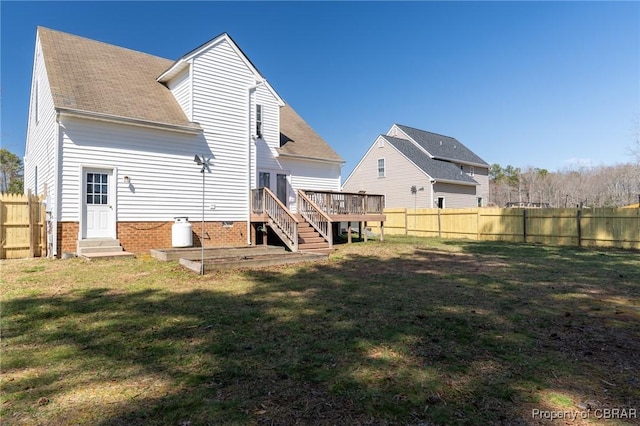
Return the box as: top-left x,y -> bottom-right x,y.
1,238 -> 638,425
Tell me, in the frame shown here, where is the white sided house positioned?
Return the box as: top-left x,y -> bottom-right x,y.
343,124 -> 490,209
24,27 -> 368,257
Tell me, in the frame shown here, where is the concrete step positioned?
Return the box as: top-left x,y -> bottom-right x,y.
81,251 -> 135,261
79,246 -> 125,254
77,238 -> 121,248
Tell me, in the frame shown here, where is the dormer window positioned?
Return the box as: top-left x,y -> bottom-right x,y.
256,104 -> 262,138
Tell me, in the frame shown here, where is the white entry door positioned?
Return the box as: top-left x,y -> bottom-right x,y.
84,169 -> 114,238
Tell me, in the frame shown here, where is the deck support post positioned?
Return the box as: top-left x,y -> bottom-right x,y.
358,222 -> 362,242
262,222 -> 267,246
364,221 -> 368,242
380,221 -> 384,242
347,221 -> 352,244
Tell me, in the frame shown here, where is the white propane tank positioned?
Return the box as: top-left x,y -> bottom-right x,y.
172,217 -> 193,247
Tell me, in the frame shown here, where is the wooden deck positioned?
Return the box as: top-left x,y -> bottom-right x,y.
250,189 -> 386,249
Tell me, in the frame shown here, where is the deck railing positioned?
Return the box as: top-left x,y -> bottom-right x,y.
252,188 -> 298,251
302,191 -> 385,215
297,190 -> 333,247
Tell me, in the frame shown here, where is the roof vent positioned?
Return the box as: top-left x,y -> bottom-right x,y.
439,140 -> 442,145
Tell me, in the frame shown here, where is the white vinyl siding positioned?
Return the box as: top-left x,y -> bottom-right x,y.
254,86 -> 281,176
190,38 -> 278,219
281,157 -> 341,212
166,67 -> 192,120
24,36 -> 57,207
58,116 -> 242,222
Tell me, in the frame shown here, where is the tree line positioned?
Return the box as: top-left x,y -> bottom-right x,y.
1,148 -> 23,194
489,162 -> 640,208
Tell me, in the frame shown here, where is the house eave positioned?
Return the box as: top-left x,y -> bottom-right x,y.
56,108 -> 202,134
432,156 -> 488,168
157,60 -> 190,83
277,152 -> 345,165
433,178 -> 479,186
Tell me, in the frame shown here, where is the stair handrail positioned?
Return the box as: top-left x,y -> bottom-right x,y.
262,187 -> 299,252
297,190 -> 333,248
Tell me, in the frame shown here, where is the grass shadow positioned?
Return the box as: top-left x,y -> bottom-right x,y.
1,238 -> 638,424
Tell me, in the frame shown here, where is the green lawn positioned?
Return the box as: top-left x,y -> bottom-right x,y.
1,237 -> 639,425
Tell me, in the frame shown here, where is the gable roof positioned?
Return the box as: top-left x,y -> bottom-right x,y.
394,124 -> 488,166
38,27 -> 199,131
36,27 -> 336,162
157,32 -> 284,107
384,136 -> 478,185
278,104 -> 343,163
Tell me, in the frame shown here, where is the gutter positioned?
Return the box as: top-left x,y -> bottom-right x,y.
57,108 -> 202,135
276,152 -> 345,165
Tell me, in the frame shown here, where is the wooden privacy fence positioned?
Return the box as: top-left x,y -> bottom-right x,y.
368,207 -> 640,250
0,192 -> 47,259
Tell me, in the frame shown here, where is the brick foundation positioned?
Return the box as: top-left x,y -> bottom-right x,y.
57,222 -> 79,256
57,221 -> 249,256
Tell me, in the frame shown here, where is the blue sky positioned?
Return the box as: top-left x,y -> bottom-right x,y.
1,1 -> 638,178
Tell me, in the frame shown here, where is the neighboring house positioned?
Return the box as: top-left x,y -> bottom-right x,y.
343,124 -> 489,209
24,27 -> 348,257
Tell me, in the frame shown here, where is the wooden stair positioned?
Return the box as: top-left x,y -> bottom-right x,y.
295,215 -> 333,254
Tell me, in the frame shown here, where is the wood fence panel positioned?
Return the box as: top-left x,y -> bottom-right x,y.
374,208 -> 406,235
0,193 -> 46,259
439,209 -> 478,240
581,208 -> 640,249
526,209 -> 578,246
380,207 -> 639,250
478,208 -> 524,242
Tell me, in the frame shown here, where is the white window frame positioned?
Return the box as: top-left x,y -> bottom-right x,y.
470,166 -> 475,176
377,158 -> 385,178
256,104 -> 263,138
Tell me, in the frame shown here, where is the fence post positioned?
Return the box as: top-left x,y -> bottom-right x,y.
577,209 -> 582,247
523,209 -> 527,243
437,208 -> 442,238
28,190 -> 35,257
404,208 -> 408,236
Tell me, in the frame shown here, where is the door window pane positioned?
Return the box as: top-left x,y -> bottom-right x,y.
86,173 -> 108,204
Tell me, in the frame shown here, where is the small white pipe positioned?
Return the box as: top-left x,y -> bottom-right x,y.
247,80 -> 264,245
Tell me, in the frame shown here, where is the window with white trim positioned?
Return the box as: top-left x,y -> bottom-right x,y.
256,104 -> 263,138
470,166 -> 475,176
377,158 -> 385,177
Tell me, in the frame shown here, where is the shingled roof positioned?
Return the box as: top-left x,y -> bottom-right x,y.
395,124 -> 488,166
37,26 -> 340,162
38,27 -> 198,130
384,136 -> 479,185
278,104 -> 343,163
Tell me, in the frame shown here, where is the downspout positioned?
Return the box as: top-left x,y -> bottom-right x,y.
247,80 -> 264,245
52,112 -> 63,258
430,179 -> 435,208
